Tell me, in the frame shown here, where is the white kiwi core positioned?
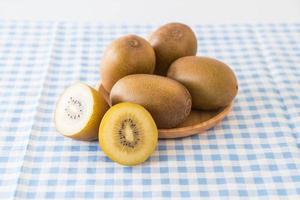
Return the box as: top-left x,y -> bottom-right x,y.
55,82 -> 93,136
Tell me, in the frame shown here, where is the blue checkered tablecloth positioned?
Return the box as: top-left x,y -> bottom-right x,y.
0,21 -> 300,199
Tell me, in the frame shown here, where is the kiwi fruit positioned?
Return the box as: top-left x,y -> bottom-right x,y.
148,22 -> 197,75
99,102 -> 158,166
167,56 -> 238,110
95,81 -> 111,106
54,82 -> 109,141
100,34 -> 155,92
110,74 -> 192,129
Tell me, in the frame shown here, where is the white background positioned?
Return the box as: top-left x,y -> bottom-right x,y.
0,0 -> 299,24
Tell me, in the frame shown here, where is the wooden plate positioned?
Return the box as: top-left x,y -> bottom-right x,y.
97,83 -> 233,139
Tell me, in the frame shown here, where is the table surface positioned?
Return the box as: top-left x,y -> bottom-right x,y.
0,21 -> 300,199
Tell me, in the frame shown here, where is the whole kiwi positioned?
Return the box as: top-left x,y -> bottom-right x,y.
167,56 -> 238,110
100,34 -> 155,92
110,74 -> 192,129
148,23 -> 197,75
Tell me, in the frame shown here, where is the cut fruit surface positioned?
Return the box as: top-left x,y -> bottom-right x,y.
99,102 -> 158,166
54,82 -> 109,141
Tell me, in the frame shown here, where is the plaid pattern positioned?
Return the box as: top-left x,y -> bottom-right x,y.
0,21 -> 300,199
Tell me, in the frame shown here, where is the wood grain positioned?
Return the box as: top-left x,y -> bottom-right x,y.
158,103 -> 233,138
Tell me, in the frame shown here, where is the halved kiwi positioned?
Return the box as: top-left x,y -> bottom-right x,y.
99,102 -> 158,166
54,82 -> 109,141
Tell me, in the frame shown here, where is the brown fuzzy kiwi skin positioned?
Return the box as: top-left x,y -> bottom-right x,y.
100,34 -> 156,92
167,56 -> 238,110
95,81 -> 111,106
110,74 -> 192,129
65,86 -> 109,141
148,23 -> 197,76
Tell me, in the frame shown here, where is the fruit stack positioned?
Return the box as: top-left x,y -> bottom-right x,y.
54,23 -> 238,166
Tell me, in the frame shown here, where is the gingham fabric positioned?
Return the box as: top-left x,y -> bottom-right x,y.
0,21 -> 300,199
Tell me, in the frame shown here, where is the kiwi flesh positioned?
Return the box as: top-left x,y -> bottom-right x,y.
110,74 -> 192,129
148,23 -> 197,75
100,34 -> 155,92
99,102 -> 158,166
54,82 -> 109,141
167,56 -> 238,110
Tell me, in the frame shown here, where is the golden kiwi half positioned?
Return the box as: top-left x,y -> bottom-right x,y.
99,102 -> 158,166
54,82 -> 109,141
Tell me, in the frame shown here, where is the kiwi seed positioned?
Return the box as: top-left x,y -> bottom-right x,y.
114,116 -> 142,149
